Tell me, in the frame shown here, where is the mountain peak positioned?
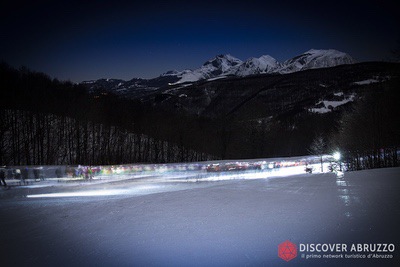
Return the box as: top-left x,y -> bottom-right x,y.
235,55 -> 280,77
178,54 -> 243,82
203,54 -> 242,68
280,49 -> 355,73
162,70 -> 180,76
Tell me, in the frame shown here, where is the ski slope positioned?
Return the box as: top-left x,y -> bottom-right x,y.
1,166 -> 399,267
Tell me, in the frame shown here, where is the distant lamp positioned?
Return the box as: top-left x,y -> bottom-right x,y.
333,151 -> 341,161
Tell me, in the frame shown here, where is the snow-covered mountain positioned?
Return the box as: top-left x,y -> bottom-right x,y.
176,54 -> 243,83
279,49 -> 355,73
235,55 -> 280,76
171,49 -> 354,83
82,49 -> 355,93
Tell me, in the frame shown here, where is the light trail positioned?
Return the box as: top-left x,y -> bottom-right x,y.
26,185 -> 159,198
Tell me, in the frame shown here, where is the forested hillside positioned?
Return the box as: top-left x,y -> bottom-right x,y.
1,61 -> 399,169
0,63 -> 213,165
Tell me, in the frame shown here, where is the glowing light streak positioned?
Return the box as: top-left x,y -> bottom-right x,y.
27,189 -> 130,198
26,185 -> 159,198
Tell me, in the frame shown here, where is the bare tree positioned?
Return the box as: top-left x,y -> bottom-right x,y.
309,134 -> 326,172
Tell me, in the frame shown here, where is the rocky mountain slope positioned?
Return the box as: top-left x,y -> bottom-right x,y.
149,62 -> 399,120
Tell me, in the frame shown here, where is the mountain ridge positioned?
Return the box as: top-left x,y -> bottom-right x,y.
83,49 -> 354,84
163,49 -> 355,84
81,49 -> 356,98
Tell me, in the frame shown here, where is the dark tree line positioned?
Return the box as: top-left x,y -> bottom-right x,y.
0,109 -> 211,165
0,63 -> 213,165
334,79 -> 400,170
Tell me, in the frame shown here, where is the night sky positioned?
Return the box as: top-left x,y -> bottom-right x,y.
1,0 -> 398,82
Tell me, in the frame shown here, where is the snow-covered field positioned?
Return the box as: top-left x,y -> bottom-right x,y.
1,167 -> 399,266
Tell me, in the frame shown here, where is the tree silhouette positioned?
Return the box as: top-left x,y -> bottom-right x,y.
309,134 -> 326,172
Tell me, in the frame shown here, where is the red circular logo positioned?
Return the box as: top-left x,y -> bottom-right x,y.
278,240 -> 297,262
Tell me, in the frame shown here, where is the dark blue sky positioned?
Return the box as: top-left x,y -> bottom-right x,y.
1,0 -> 398,82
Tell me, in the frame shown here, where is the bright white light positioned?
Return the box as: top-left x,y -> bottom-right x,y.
26,185 -> 160,198
336,171 -> 344,178
182,166 -> 310,182
26,189 -> 130,198
333,152 -> 341,161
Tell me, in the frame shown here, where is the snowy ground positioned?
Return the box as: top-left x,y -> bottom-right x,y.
1,167 -> 399,266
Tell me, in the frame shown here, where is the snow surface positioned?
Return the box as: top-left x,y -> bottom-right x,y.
310,94 -> 355,113
1,164 -> 399,267
353,79 -> 379,85
235,55 -> 280,76
334,92 -> 344,96
279,49 -> 355,73
178,54 -> 243,83
353,76 -> 391,85
206,76 -> 227,82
